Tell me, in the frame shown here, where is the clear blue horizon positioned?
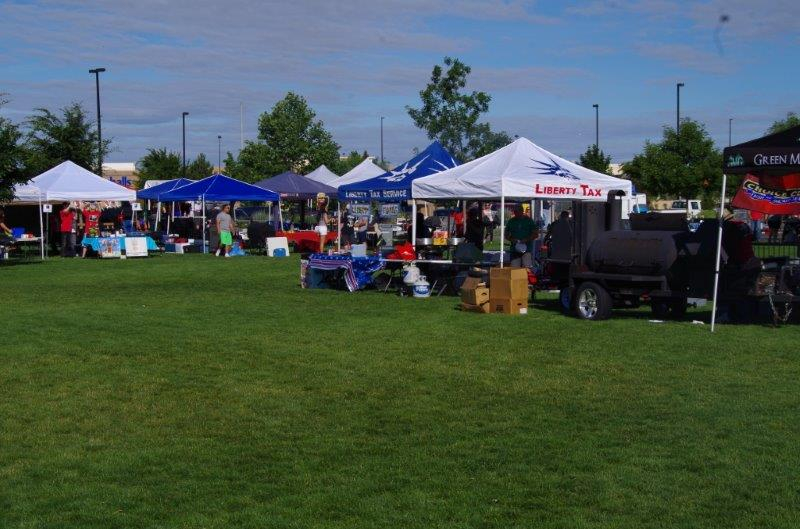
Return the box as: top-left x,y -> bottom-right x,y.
1,0 -> 797,169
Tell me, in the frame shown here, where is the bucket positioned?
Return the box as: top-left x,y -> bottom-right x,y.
413,276 -> 431,298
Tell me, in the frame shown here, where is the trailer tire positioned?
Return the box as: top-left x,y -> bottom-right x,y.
651,299 -> 687,320
559,287 -> 573,314
574,282 -> 612,321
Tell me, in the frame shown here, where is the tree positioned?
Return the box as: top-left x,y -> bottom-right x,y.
332,150 -> 369,175
25,103 -> 109,176
767,112 -> 800,135
407,57 -> 513,161
226,92 -> 341,181
623,119 -> 723,201
136,148 -> 181,189
0,96 -> 29,200
578,144 -> 612,174
186,152 -> 214,180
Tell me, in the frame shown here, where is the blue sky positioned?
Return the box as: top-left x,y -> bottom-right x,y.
1,0 -> 798,168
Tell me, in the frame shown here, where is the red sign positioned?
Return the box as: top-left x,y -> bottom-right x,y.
731,173 -> 800,215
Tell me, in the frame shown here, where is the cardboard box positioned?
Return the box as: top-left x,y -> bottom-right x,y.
460,276 -> 484,291
490,278 -> 528,301
490,267 -> 528,282
461,301 -> 491,314
488,297 -> 528,315
461,285 -> 490,306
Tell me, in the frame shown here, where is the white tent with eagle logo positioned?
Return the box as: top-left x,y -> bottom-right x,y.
412,137 -> 632,266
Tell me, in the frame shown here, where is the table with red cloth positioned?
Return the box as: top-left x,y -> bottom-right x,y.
277,230 -> 338,252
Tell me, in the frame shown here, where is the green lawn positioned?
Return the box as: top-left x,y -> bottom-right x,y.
1,255 -> 798,529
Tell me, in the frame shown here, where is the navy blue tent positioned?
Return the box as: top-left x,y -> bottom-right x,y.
338,141 -> 458,201
136,178 -> 195,200
254,171 -> 336,200
160,174 -> 279,202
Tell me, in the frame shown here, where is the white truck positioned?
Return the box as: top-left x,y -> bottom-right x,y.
666,199 -> 702,220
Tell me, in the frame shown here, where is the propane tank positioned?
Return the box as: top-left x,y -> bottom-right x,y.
413,276 -> 431,298
402,264 -> 421,285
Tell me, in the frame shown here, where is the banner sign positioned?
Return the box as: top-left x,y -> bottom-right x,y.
731,173 -> 800,215
349,204 -> 371,216
125,237 -> 149,257
379,203 -> 400,217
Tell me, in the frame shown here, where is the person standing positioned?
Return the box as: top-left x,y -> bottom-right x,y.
58,202 -> 77,257
80,202 -> 102,258
465,202 -> 485,251
505,204 -> 538,267
315,193 -> 329,253
215,203 -> 235,257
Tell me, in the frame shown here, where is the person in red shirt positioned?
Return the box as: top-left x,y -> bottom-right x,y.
58,202 -> 77,257
80,203 -> 102,258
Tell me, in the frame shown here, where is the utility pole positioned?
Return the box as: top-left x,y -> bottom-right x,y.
728,118 -> 733,147
182,112 -> 189,178
89,68 -> 106,175
592,103 -> 599,149
240,102 -> 244,149
380,116 -> 385,168
218,135 -> 222,172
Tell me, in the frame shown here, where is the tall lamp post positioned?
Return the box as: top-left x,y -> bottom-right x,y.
380,116 -> 385,168
218,135 -> 222,172
89,68 -> 106,176
182,112 -> 189,178
676,82 -> 684,137
592,103 -> 599,149
728,118 -> 733,147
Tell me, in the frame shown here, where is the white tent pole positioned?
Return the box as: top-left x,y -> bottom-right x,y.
411,200 -> 417,250
201,195 -> 207,254
38,193 -> 44,260
710,173 -> 728,333
499,195 -> 505,268
156,201 -> 161,232
336,202 -> 342,252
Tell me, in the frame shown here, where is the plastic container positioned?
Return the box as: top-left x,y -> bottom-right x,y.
402,264 -> 420,285
413,276 -> 431,298
11,227 -> 25,238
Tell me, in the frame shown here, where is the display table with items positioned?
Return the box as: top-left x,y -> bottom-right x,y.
303,253 -> 384,291
81,235 -> 158,257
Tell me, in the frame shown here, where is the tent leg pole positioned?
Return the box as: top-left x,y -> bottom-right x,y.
411,200 -> 417,252
39,195 -> 44,260
336,202 -> 342,252
500,195 -> 505,268
202,196 -> 207,254
710,173 -> 727,333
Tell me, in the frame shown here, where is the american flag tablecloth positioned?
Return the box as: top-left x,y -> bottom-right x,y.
308,254 -> 383,291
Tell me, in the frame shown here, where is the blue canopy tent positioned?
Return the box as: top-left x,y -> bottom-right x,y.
160,174 -> 280,253
338,141 -> 459,249
253,171 -> 337,231
137,178 -> 195,233
338,141 -> 458,202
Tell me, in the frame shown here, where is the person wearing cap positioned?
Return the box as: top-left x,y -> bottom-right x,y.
315,193 -> 329,253
505,204 -> 538,267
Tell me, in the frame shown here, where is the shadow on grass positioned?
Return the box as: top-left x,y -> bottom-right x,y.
0,259 -> 45,268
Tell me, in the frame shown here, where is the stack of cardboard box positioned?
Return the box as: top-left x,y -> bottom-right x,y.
460,276 -> 491,313
460,267 -> 529,315
487,267 -> 529,314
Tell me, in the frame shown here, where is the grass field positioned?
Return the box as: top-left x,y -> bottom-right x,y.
1,255 -> 799,529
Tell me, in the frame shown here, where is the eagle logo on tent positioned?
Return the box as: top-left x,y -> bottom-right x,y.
380,156 -> 429,182
529,157 -> 580,180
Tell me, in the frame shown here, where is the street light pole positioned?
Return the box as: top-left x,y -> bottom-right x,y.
592,104 -> 599,149
89,68 -> 106,176
676,82 -> 684,137
380,116 -> 385,168
182,112 -> 189,178
218,135 -> 222,172
728,118 -> 733,147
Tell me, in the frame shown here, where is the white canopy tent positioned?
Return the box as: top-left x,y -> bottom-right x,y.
305,165 -> 339,185
411,137 -> 633,266
329,158 -> 385,188
11,160 -> 136,259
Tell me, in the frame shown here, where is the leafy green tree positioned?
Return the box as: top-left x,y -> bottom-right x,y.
136,148 -> 181,189
186,152 -> 214,180
623,119 -> 723,201
226,92 -> 340,181
578,144 -> 612,174
0,96 -> 29,200
407,57 -> 512,161
332,150 -> 369,175
767,112 -> 800,134
25,103 -> 109,175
